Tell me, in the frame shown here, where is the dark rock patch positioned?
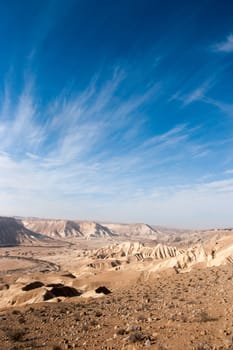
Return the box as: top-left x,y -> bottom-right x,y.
43,286 -> 82,300
95,286 -> 111,295
43,290 -> 55,301
128,332 -> 146,343
22,281 -> 44,291
0,283 -> 9,290
111,260 -> 121,268
62,273 -> 76,279
46,283 -> 64,288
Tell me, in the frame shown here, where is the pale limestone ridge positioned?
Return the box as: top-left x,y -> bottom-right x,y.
22,219 -> 116,239
77,221 -> 117,238
0,217 -> 51,246
103,223 -> 158,238
23,219 -> 83,238
22,219 -> 159,240
92,241 -> 184,260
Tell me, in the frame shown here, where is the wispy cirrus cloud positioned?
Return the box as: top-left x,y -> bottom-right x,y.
213,33 -> 233,53
87,176 -> 233,229
0,68 -> 159,196
202,97 -> 233,117
0,64 -> 231,227
0,68 -> 211,207
170,80 -> 213,106
0,81 -> 44,155
171,78 -> 233,119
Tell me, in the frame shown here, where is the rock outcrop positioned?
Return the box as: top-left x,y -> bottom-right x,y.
22,219 -> 116,239
102,223 -> 158,238
92,241 -> 184,261
43,285 -> 82,300
0,217 -> 52,246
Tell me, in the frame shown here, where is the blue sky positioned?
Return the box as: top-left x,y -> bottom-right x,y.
0,0 -> 233,228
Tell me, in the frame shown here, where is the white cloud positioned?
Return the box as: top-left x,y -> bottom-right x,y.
172,80 -> 233,119
202,97 -> 233,117
213,34 -> 233,53
0,68 -> 230,228
69,178 -> 233,229
183,86 -> 207,105
170,81 -> 212,106
0,142 -> 232,228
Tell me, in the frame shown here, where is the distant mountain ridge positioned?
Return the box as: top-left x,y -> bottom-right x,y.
21,219 -> 159,240
0,217 -> 52,246
92,241 -> 183,260
1,217 -> 159,246
101,222 -> 159,238
22,219 -> 117,239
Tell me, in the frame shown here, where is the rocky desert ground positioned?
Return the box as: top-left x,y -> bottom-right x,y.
0,216 -> 233,350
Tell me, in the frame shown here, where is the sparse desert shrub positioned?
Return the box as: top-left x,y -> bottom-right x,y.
6,328 -> 26,342
95,310 -> 102,317
22,281 -> 44,291
128,332 -> 145,343
196,345 -> 214,350
11,310 -> 21,315
116,328 -> 126,335
199,311 -> 218,322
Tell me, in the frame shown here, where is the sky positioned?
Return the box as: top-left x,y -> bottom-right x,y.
0,0 -> 233,228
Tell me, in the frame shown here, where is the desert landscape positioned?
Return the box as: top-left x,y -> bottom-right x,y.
0,216 -> 233,350
1,0 -> 232,349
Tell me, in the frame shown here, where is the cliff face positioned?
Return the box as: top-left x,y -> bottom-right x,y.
0,217 -> 159,245
0,217 -> 51,246
76,221 -> 116,238
22,219 -> 83,238
92,241 -> 184,260
22,219 -> 116,239
102,223 -> 158,238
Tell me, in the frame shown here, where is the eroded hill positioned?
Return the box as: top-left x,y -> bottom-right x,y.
1,217 -> 233,349
22,219 -> 116,239
0,217 -> 53,246
1,264 -> 233,350
102,222 -> 159,239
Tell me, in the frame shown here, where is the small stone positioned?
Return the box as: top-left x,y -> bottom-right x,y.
128,332 -> 145,343
151,332 -> 158,340
126,325 -> 141,332
116,328 -> 126,335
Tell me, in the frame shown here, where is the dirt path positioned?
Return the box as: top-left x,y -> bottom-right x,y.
0,256 -> 60,276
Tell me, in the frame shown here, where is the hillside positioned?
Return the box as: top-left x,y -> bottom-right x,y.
22,219 -> 116,239
0,217 -> 52,246
92,241 -> 183,260
102,223 -> 158,239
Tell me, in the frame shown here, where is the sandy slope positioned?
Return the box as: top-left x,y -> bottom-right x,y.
0,217 -> 53,246
1,264 -> 233,349
22,219 -> 116,239
0,219 -> 233,349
